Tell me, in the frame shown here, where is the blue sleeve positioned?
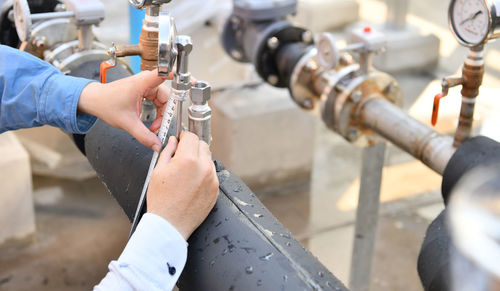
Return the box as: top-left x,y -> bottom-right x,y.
0,45 -> 97,134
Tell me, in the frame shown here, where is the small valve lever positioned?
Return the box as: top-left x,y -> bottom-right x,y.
100,44 -> 117,83
431,77 -> 463,127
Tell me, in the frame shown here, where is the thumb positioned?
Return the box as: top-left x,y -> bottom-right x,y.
157,136 -> 178,167
137,70 -> 166,91
126,119 -> 162,152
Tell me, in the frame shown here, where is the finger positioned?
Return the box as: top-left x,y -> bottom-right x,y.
126,118 -> 162,152
157,136 -> 178,167
198,140 -> 211,161
153,85 -> 170,106
174,131 -> 200,158
149,118 -> 162,133
137,70 -> 166,92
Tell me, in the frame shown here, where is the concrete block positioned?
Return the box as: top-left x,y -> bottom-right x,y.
347,23 -> 440,73
294,0 -> 360,32
0,132 -> 35,247
15,126 -> 96,181
211,84 -> 315,191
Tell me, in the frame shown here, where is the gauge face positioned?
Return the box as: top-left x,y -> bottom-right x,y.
450,0 -> 490,46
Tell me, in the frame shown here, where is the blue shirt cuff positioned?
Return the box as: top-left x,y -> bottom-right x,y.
40,73 -> 97,134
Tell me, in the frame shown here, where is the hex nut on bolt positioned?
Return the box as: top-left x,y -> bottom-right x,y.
192,82 -> 211,104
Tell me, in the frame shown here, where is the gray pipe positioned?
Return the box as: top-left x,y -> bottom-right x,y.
361,98 -> 456,175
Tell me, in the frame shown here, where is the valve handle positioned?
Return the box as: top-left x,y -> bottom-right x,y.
431,93 -> 448,126
100,45 -> 117,84
100,60 -> 116,84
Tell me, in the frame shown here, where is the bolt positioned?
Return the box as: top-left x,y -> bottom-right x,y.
32,36 -> 46,48
302,30 -> 313,43
231,49 -> 243,60
302,99 -> 314,110
230,16 -> 241,26
267,75 -> 279,86
350,91 -> 362,103
191,81 -> 211,104
347,129 -> 359,141
267,37 -> 279,50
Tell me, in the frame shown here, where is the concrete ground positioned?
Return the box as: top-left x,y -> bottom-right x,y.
3,0 -> 500,290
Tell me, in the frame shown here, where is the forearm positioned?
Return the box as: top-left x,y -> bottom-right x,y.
0,45 -> 96,133
94,213 -> 188,291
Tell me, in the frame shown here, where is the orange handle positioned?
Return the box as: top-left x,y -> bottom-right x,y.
100,61 -> 116,84
431,93 -> 447,126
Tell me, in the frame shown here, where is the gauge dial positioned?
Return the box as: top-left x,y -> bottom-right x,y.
450,0 -> 491,46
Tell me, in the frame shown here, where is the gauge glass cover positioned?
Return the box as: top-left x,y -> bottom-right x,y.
451,0 -> 490,45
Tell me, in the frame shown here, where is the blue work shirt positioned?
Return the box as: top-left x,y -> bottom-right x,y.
0,45 -> 96,134
0,45 -> 187,290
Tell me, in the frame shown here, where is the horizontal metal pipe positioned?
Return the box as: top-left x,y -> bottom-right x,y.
31,11 -> 74,21
361,97 -> 456,175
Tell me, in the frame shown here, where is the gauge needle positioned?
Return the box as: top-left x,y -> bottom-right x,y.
460,10 -> 484,25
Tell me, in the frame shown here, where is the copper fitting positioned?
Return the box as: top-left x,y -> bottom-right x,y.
113,28 -> 159,71
454,53 -> 484,147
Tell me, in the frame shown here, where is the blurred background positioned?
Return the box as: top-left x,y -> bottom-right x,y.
1,0 -> 500,290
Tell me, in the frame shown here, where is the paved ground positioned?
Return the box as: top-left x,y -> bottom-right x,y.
2,0 -> 500,290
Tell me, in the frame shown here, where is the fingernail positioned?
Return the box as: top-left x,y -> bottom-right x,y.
152,144 -> 161,152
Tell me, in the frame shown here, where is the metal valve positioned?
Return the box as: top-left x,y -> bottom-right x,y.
431,77 -> 464,126
13,0 -> 104,48
158,12 -> 177,76
189,81 -> 212,145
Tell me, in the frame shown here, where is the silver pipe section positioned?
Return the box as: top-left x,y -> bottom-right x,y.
31,11 -> 74,21
361,97 -> 456,175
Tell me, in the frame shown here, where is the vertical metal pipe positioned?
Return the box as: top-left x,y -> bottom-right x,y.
454,48 -> 484,147
77,25 -> 93,50
349,142 -> 386,291
385,0 -> 408,30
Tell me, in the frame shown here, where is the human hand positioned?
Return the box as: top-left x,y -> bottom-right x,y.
146,132 -> 219,240
78,70 -> 170,152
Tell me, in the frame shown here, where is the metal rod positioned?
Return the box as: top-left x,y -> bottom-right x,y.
78,25 -> 93,51
361,97 -> 456,175
385,0 -> 408,30
31,11 -> 74,21
349,142 -> 386,291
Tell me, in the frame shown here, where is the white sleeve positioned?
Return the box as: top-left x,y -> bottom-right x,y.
94,213 -> 188,291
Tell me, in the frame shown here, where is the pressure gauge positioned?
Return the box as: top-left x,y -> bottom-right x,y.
315,33 -> 339,70
13,0 -> 32,42
449,0 -> 500,47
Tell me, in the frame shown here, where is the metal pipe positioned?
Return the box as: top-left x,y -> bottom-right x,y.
349,142 -> 386,291
454,48 -> 484,147
361,97 -> 456,175
31,11 -> 74,21
385,0 -> 408,30
77,25 -> 93,51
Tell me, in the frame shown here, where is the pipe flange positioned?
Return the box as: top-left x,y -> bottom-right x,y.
320,71 -> 402,144
21,18 -> 77,58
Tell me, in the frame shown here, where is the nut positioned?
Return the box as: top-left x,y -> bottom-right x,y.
191,81 -> 211,104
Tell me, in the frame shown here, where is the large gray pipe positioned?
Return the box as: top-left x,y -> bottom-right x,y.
70,60 -> 347,290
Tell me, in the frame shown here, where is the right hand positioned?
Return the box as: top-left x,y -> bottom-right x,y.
146,132 -> 219,240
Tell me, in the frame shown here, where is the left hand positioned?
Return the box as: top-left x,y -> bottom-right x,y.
78,70 -> 171,152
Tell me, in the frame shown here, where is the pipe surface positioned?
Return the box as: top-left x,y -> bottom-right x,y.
361,97 -> 456,175
69,60 -> 347,291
